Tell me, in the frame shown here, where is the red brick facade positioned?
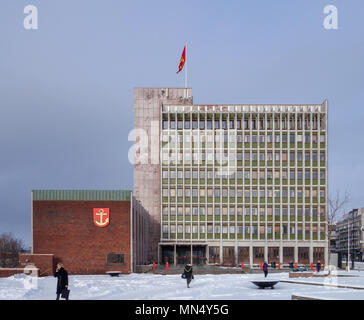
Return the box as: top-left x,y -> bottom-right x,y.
32,200 -> 131,274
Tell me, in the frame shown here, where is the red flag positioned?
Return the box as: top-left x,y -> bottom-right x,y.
177,46 -> 186,74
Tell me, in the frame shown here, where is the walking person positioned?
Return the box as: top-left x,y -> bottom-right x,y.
263,261 -> 269,278
54,263 -> 69,300
316,260 -> 321,273
182,263 -> 194,288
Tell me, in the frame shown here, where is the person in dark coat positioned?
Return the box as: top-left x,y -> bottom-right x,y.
54,263 -> 69,300
263,261 -> 268,277
316,260 -> 321,273
182,264 -> 194,288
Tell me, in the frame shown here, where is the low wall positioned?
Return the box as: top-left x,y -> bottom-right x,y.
0,267 -> 39,278
19,254 -> 54,276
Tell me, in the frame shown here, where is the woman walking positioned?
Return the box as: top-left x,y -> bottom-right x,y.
54,263 -> 69,300
182,263 -> 194,288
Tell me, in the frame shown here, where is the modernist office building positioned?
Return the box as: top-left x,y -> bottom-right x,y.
134,88 -> 328,266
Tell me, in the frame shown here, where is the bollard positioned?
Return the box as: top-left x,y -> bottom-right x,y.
166,261 -> 168,272
153,261 -> 155,270
241,262 -> 244,270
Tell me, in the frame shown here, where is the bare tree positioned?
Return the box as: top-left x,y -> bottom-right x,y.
0,233 -> 26,268
327,190 -> 349,273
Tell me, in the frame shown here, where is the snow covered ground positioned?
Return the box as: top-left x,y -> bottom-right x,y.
1,272 -> 364,300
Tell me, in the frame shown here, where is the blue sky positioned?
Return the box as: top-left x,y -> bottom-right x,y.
0,0 -> 363,246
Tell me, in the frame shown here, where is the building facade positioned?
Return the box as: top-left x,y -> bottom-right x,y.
26,190 -> 149,274
336,208 -> 364,262
133,88 -> 328,266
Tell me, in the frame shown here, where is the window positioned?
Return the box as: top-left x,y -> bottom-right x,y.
107,253 -> 125,265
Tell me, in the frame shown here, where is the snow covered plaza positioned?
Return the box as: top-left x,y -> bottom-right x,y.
2,271 -> 364,300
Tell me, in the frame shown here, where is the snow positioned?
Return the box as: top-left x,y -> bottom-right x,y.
1,272 -> 364,300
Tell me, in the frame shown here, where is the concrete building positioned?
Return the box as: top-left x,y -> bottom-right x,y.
133,88 -> 328,266
22,190 -> 149,275
336,208 -> 364,262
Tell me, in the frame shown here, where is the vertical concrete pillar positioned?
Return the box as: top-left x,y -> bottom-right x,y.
191,245 -> 193,265
206,245 -> 209,265
279,246 -> 283,264
220,244 -> 223,264
234,245 -> 238,266
309,246 -> 313,264
174,244 -> 177,266
264,246 -> 268,263
250,244 -> 253,266
294,245 -> 298,263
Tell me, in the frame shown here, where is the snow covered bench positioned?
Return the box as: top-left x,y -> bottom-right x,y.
106,271 -> 122,277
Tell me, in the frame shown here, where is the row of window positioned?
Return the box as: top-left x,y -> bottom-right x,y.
162,115 -> 326,131
162,224 -> 326,235
162,132 -> 326,144
161,151 -> 326,164
162,169 -> 326,180
162,206 -> 326,216
163,188 -> 326,198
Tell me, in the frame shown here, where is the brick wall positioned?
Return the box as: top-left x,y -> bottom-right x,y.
32,200 -> 131,274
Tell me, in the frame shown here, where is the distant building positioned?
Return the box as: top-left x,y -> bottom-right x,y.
133,87 -> 328,266
336,208 -> 364,262
21,190 -> 149,275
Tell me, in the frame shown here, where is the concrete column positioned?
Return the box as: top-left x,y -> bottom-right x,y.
264,246 -> 268,263
234,245 -> 238,266
294,245 -> 298,263
250,244 -> 253,266
191,245 -> 193,265
279,246 -> 283,264
206,245 -> 209,264
220,244 -> 223,264
324,246 -> 328,265
309,246 -> 313,264
174,244 -> 177,266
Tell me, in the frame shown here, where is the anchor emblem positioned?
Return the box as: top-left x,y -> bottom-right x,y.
93,208 -> 110,227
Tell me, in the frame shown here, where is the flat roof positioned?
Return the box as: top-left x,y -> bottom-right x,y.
32,190 -> 131,201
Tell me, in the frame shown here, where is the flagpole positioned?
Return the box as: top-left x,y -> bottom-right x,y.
185,43 -> 187,89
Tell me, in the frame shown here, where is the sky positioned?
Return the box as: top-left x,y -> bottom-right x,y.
0,0 -> 363,247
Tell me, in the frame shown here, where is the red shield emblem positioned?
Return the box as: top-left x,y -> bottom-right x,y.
93,208 -> 110,227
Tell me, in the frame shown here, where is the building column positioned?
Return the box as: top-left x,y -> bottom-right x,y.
324,246 -> 328,265
191,245 -> 193,265
250,244 -> 253,266
206,245 -> 209,264
234,245 -> 238,266
279,246 -> 283,264
309,246 -> 313,264
264,246 -> 268,263
174,244 -> 176,266
220,244 -> 223,265
294,245 -> 298,263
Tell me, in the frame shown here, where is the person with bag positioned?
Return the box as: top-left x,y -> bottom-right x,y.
181,263 -> 194,288
263,261 -> 269,278
54,263 -> 69,300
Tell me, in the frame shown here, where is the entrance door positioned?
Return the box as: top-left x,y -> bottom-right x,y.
161,246 -> 174,265
223,247 -> 235,266
193,246 -> 206,265
176,245 -> 191,265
